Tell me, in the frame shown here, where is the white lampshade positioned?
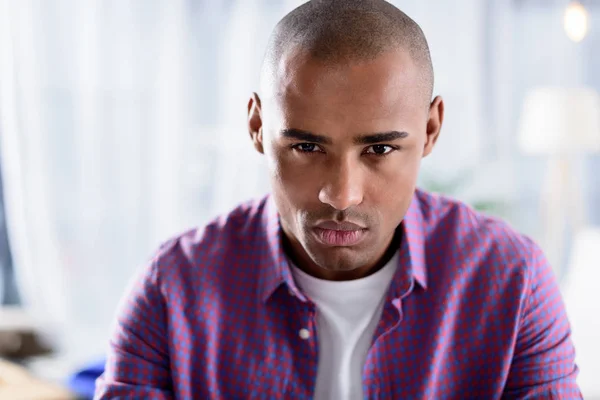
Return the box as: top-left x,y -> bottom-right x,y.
518,87 -> 600,154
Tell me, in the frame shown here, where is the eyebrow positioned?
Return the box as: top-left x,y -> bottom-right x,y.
354,131 -> 409,145
280,128 -> 409,145
280,129 -> 332,144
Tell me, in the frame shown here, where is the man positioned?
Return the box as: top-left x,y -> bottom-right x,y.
95,1 -> 582,399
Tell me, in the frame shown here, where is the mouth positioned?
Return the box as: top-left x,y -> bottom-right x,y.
312,221 -> 368,247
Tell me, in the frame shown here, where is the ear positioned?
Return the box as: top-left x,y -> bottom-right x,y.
248,92 -> 264,154
423,95 -> 444,158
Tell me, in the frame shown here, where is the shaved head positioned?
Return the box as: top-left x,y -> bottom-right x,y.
261,0 -> 434,103
248,0 -> 444,280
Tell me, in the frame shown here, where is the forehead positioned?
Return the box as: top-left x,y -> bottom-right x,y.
264,48 -> 426,130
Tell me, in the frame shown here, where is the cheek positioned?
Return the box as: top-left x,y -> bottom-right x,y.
266,150 -> 320,237
372,151 -> 421,189
365,154 -> 421,223
266,147 -> 319,203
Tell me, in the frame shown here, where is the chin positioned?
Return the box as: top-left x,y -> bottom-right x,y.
310,248 -> 364,272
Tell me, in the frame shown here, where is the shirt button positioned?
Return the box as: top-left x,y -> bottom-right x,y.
299,328 -> 311,340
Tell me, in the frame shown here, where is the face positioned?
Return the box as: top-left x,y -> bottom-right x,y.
248,48 -> 444,280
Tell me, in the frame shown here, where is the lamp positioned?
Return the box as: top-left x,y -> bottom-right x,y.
564,1 -> 589,43
518,87 -> 600,154
517,87 -> 600,273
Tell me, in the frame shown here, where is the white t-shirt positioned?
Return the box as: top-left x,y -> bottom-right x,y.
291,253 -> 398,400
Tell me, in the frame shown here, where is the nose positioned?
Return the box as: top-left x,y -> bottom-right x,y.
318,157 -> 364,211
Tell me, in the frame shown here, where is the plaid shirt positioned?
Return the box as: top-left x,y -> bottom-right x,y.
95,189 -> 581,399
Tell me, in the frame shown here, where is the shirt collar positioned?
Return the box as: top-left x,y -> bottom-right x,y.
257,196 -> 297,303
257,191 -> 427,303
390,190 -> 428,300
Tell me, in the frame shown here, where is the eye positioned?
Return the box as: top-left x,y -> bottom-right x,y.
292,143 -> 323,153
364,144 -> 396,156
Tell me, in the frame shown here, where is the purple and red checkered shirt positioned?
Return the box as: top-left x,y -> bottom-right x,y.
95,189 -> 581,399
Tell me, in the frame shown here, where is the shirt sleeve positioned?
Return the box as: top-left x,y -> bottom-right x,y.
94,260 -> 173,399
502,240 -> 582,400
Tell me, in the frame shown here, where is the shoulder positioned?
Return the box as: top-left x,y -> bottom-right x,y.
415,189 -> 544,291
148,196 -> 272,290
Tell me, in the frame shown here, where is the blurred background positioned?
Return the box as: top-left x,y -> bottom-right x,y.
0,0 -> 598,398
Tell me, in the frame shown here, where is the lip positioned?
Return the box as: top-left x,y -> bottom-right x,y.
312,221 -> 368,247
315,220 -> 366,231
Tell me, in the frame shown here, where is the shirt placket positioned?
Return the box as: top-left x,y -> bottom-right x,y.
288,288 -> 320,399
362,300 -> 402,399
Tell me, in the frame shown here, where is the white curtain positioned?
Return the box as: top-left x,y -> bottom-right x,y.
0,0 -> 518,368
0,0 -> 298,364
